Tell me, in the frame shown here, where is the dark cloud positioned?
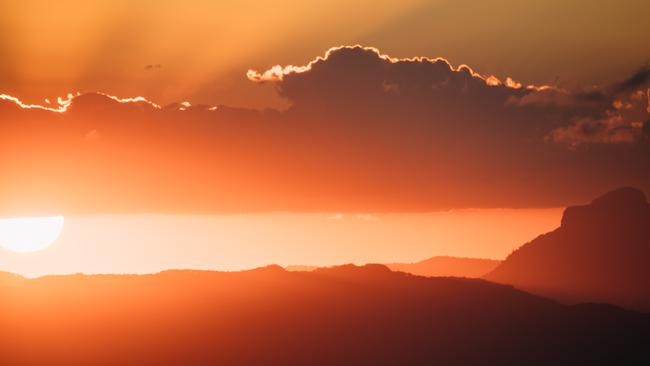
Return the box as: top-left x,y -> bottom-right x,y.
260,46 -> 648,147
144,64 -> 162,71
547,114 -> 640,147
1,46 -> 649,214
612,65 -> 650,94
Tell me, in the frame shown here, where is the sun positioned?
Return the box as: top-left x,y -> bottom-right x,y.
0,216 -> 65,253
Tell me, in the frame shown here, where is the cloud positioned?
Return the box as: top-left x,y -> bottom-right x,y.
144,64 -> 162,71
247,45 -> 515,85
84,129 -> 102,141
0,93 -> 76,113
547,113 -> 641,147
355,214 -> 379,221
0,92 -> 161,113
256,45 -> 533,107
1,46 -> 649,214
611,65 -> 650,94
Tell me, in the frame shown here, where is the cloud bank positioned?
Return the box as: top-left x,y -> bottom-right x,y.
1,46 -> 649,214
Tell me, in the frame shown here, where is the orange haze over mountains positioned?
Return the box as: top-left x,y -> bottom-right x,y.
0,209 -> 560,278
2,2 -> 650,364
2,264 -> 650,366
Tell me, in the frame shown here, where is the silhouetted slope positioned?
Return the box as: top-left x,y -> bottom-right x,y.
386,256 -> 501,277
1,264 -> 648,365
485,187 -> 650,311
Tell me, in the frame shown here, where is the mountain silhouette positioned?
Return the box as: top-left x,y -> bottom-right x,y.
1,264 -> 648,365
285,265 -> 319,271
286,256 -> 501,278
0,271 -> 23,284
386,256 -> 501,277
485,187 -> 650,311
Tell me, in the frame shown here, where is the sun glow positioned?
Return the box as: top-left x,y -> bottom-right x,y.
0,216 -> 65,253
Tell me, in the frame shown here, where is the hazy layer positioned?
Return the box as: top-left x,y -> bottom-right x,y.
0,209 -> 561,277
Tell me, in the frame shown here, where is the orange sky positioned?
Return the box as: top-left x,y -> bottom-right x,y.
0,209 -> 562,278
1,0 -> 649,109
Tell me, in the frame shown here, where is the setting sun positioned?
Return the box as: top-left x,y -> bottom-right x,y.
0,216 -> 64,253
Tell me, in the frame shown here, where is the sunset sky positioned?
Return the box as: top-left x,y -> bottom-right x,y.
0,1 -> 648,110
1,0 -> 649,276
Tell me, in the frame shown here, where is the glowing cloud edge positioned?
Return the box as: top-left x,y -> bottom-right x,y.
246,44 -> 551,91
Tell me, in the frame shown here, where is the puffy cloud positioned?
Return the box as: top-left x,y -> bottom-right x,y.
1,46 -> 649,215
84,129 -> 102,141
247,45 -> 522,88
547,86 -> 648,147
611,65 -> 650,94
547,114 -> 641,147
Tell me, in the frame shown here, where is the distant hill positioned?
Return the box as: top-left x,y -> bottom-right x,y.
386,256 -> 500,277
0,271 -> 23,284
1,264 -> 648,365
286,256 -> 501,278
285,265 -> 318,272
485,187 -> 650,311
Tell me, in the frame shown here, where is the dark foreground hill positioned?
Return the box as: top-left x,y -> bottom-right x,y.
485,187 -> 650,311
1,264 -> 648,365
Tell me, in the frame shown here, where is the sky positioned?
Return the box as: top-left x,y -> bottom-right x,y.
1,0 -> 649,109
0,0 -> 649,274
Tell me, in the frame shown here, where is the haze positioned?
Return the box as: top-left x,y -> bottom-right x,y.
2,1 -> 650,364
1,209 -> 560,277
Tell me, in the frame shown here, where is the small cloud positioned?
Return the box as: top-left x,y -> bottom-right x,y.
144,64 -> 162,71
643,119 -> 650,138
84,129 -> 101,141
546,113 -> 641,147
382,81 -> 400,95
504,77 -> 522,89
485,75 -> 502,86
328,213 -> 344,220
355,214 -> 379,221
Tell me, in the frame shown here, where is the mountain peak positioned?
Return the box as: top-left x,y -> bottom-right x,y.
590,187 -> 647,208
561,187 -> 649,228
486,187 -> 650,311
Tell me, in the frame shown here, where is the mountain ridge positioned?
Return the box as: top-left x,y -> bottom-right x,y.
286,256 -> 501,278
1,263 -> 648,365
485,187 -> 650,311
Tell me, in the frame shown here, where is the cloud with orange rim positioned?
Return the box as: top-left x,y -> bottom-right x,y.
1,46 -> 649,215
